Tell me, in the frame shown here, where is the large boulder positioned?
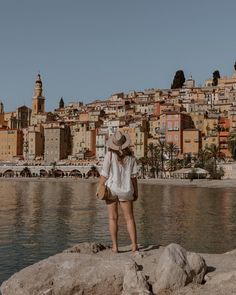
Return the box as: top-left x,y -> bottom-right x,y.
1,252 -> 129,295
152,243 -> 207,294
1,242 -> 211,295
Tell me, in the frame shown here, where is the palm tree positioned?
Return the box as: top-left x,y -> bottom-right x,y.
157,139 -> 166,177
138,157 -> 148,179
228,131 -> 236,160
205,144 -> 225,174
153,144 -> 161,177
166,142 -> 179,172
147,143 -> 155,178
49,161 -> 56,177
195,148 -> 208,168
182,153 -> 192,168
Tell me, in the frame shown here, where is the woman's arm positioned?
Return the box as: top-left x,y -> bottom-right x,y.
131,177 -> 138,201
98,175 -> 107,186
96,175 -> 108,197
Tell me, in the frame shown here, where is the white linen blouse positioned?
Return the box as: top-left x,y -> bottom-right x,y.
100,151 -> 138,201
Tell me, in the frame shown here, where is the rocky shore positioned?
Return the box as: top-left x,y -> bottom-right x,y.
1,242 -> 236,295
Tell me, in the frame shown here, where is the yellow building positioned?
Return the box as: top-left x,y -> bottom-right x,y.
183,129 -> 201,156
0,129 -> 23,161
190,113 -> 205,132
202,117 -> 218,136
27,125 -> 44,160
202,135 -> 219,149
149,117 -> 160,138
121,120 -> 148,159
71,122 -> 96,158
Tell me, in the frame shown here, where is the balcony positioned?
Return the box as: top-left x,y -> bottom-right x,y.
219,131 -> 229,137
167,128 -> 179,131
220,144 -> 228,149
96,144 -> 105,148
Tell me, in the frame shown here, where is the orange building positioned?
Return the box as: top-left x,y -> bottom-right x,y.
160,112 -> 194,154
0,128 -> 23,161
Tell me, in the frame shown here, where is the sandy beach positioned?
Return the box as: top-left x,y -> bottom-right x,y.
138,178 -> 236,189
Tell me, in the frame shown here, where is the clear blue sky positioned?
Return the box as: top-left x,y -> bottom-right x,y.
0,0 -> 236,112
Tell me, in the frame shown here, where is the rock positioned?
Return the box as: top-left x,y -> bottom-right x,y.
0,243 -> 214,295
1,251 -> 130,295
152,243 -> 207,294
206,270 -> 236,286
172,270 -> 236,295
63,242 -> 107,254
122,261 -> 151,295
225,249 -> 236,255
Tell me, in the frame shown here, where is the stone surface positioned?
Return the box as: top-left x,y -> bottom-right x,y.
2,243 -> 236,295
152,243 -> 207,294
122,261 -> 151,295
1,253 -> 127,295
63,242 -> 107,254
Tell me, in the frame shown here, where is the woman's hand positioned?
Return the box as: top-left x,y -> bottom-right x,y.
131,177 -> 138,201
133,192 -> 138,201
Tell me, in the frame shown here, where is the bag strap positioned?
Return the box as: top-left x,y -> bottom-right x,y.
109,151 -> 112,175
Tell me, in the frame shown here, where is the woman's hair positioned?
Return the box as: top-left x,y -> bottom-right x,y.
108,147 -> 133,164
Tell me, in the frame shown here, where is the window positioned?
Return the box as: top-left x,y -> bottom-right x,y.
167,122 -> 172,130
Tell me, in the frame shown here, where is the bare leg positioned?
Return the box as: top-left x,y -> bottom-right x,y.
120,201 -> 138,252
106,200 -> 118,252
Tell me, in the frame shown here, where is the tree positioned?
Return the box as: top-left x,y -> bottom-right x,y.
182,153 -> 192,168
212,70 -> 220,86
49,162 -> 57,177
59,97 -> 65,109
147,143 -> 161,178
166,142 -> 178,172
20,167 -> 31,177
228,131 -> 236,160
147,143 -> 155,178
171,70 -> 185,89
153,145 -> 161,177
157,139 -> 166,176
138,157 -> 148,179
195,148 -> 208,168
205,144 -> 225,177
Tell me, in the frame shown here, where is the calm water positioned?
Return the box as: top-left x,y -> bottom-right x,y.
1,179 -> 236,284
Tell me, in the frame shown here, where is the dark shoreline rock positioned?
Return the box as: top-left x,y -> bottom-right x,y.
1,242 -> 236,295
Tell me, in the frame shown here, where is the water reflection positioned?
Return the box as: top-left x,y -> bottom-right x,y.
1,180 -> 236,284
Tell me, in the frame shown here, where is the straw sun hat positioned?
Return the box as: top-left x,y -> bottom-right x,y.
107,131 -> 131,151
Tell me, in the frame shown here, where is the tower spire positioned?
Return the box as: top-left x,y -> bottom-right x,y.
32,73 -> 45,115
34,73 -> 43,97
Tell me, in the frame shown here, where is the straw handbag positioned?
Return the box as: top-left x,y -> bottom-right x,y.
96,152 -> 112,200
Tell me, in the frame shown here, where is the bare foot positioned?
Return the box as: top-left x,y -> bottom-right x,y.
111,246 -> 118,253
131,244 -> 138,252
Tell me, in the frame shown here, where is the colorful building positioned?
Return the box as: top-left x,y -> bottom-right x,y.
0,128 -> 23,161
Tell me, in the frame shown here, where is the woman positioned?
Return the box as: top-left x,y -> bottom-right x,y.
97,131 -> 138,253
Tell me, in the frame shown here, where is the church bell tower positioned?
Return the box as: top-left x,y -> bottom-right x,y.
32,74 -> 45,115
